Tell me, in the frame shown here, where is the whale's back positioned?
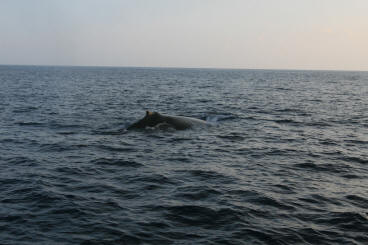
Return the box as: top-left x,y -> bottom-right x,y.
128,111 -> 207,130
162,114 -> 207,130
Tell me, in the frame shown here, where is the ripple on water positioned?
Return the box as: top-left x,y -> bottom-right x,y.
96,144 -> 137,153
174,185 -> 222,201
39,143 -> 74,152
4,156 -> 38,167
345,194 -> 368,209
184,169 -> 236,184
164,205 -> 245,229
127,174 -> 177,186
316,211 -> 368,233
91,158 -> 143,168
293,161 -> 352,174
339,155 -> 368,165
16,121 -> 44,127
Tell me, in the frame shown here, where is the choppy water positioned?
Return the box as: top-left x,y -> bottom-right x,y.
1,65 -> 367,244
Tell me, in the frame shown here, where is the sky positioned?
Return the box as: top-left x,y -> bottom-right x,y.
0,0 -> 367,70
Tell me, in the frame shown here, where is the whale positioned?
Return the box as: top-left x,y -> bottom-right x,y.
127,111 -> 207,130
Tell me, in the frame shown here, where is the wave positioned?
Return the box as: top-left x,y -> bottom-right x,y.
16,121 -> 44,127
91,158 -> 143,168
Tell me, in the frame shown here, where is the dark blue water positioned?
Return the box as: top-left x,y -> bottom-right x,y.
1,65 -> 367,244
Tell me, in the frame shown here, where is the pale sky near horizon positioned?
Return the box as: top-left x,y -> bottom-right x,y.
1,0 -> 367,70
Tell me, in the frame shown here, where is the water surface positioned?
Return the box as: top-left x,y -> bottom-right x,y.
0,66 -> 367,244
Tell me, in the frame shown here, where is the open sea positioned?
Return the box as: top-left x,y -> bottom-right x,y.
0,65 -> 367,245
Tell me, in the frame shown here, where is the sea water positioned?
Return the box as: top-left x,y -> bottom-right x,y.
0,65 -> 367,244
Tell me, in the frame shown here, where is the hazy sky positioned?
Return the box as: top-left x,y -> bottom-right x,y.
1,0 -> 367,70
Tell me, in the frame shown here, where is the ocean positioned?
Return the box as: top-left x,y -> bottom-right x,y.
0,65 -> 367,244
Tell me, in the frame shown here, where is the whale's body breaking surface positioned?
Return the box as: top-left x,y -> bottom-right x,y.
127,111 -> 207,130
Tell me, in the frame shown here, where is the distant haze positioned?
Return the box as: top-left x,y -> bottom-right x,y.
1,0 -> 367,70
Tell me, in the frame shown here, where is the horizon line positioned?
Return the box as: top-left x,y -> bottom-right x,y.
0,63 -> 367,73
